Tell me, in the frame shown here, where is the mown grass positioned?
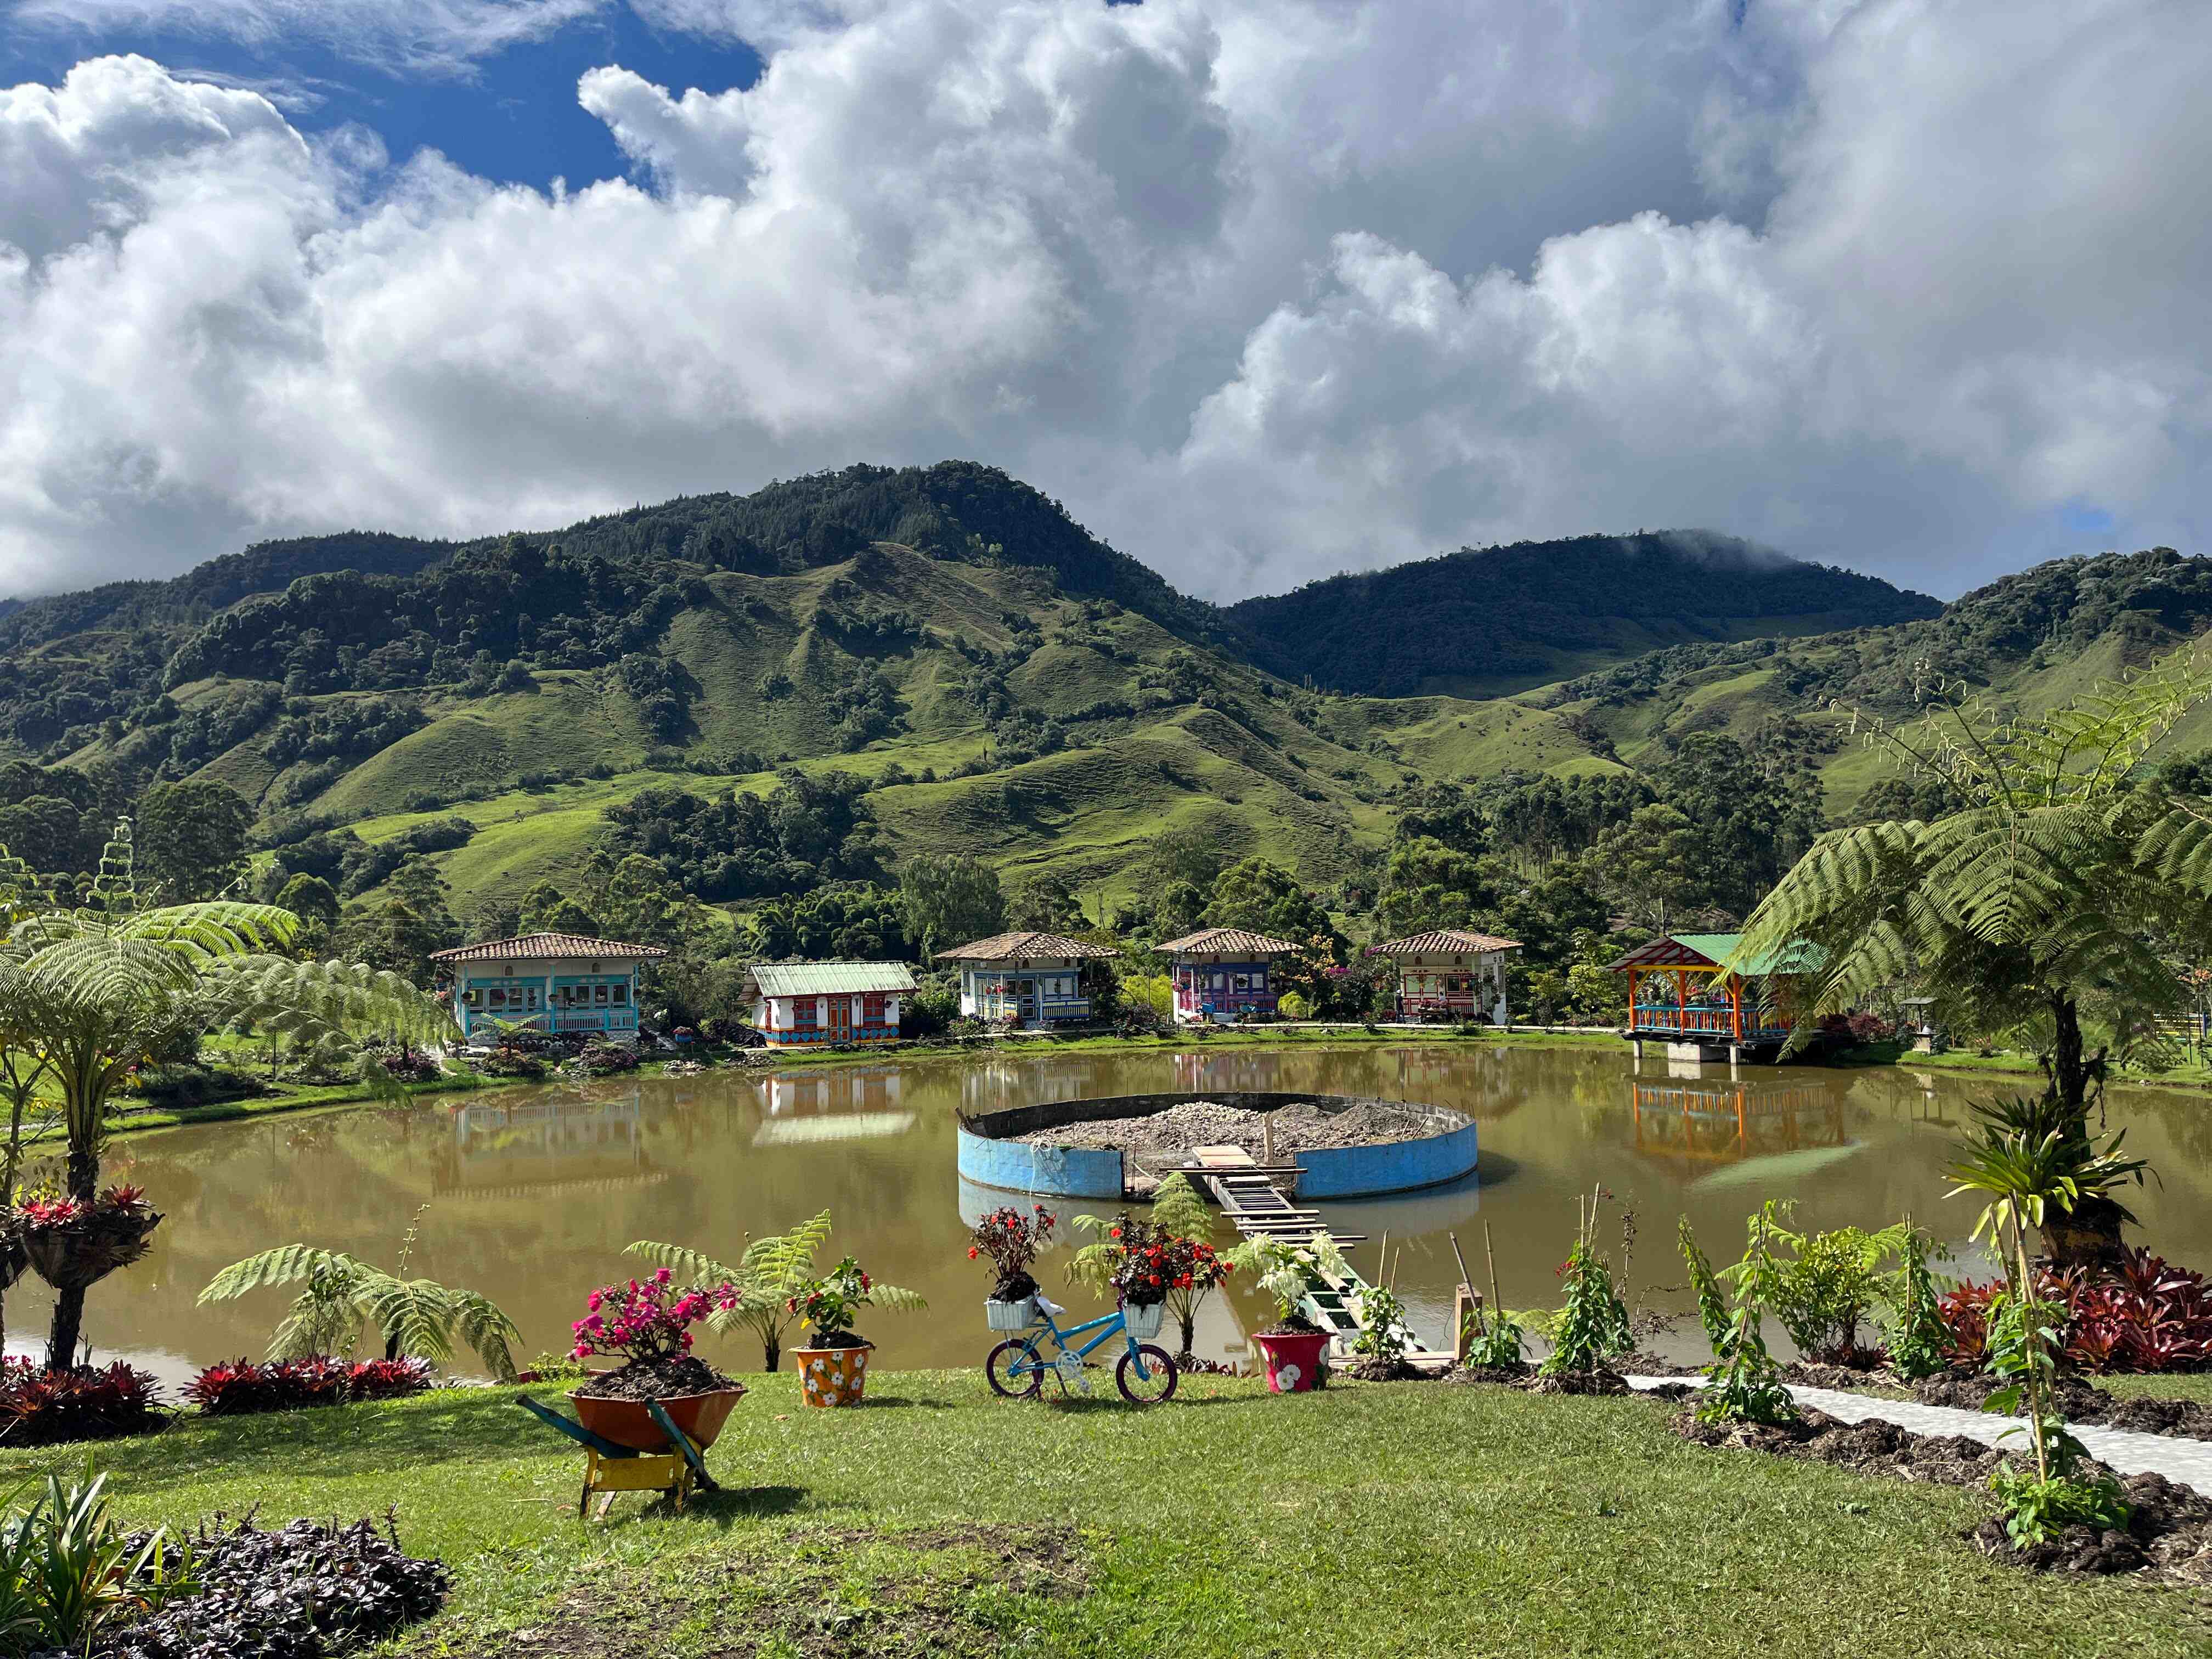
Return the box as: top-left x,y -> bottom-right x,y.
2098,1373 -> 2212,1406
11,1371 -> 2205,1658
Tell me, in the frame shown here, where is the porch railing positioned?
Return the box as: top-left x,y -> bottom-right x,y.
1630,1003 -> 1792,1040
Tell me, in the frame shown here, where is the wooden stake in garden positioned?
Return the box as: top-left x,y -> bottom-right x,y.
1449,1231 -> 1483,1336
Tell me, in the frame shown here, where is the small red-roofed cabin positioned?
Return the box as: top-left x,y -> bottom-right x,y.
1156,927 -> 1304,1025
1372,929 -> 1521,1025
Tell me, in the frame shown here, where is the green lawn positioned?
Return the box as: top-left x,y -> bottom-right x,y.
14,1373 -> 2207,1657
2098,1373 -> 2212,1406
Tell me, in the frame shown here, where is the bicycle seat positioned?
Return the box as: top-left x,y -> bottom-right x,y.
1034,1295 -> 1067,1318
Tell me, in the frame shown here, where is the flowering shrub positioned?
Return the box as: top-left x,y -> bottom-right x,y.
185,1355 -> 435,1414
791,1256 -> 875,1345
0,1360 -> 163,1445
1939,1249 -> 2212,1372
969,1204 -> 1057,1301
1818,1011 -> 1894,1048
15,1195 -> 83,1229
571,1268 -> 738,1363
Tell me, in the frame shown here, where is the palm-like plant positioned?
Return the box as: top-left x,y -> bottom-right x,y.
198,1233 -> 522,1381
1739,647 -> 2212,1263
629,1211 -> 923,1372
0,820 -> 454,1365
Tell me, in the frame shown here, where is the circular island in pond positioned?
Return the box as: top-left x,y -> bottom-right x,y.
956,1091 -> 1477,1201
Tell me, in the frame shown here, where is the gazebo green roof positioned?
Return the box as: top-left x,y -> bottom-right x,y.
1606,932 -> 1826,977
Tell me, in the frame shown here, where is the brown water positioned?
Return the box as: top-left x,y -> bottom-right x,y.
26,1044 -> 2212,1384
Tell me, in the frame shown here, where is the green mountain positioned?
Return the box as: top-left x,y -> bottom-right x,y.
1224,532 -> 1942,698
0,461 -> 2190,922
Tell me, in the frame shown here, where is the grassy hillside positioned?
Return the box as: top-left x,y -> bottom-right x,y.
4,461 -> 2208,916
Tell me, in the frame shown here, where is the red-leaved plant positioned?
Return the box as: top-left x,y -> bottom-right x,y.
1939,1249 -> 2212,1373
570,1267 -> 737,1363
184,1355 -> 435,1415
0,1359 -> 163,1445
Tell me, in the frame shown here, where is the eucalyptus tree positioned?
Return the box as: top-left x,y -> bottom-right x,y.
1,821 -> 453,1366
1739,648 -> 2212,1263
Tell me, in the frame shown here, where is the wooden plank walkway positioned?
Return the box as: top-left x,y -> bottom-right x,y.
1186,1147 -> 1452,1370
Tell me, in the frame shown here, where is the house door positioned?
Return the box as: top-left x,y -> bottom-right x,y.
828,997 -> 853,1042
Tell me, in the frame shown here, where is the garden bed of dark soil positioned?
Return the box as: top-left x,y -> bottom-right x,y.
1675,1407 -> 2212,1583
476,1522 -> 1086,1659
1018,1097 -> 1464,1156
1911,1372 -> 2212,1442
1343,1356 -> 1430,1382
572,1355 -> 742,1402
1440,1361 -> 1639,1397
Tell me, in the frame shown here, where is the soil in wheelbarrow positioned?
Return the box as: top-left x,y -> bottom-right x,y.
573,1353 -> 741,1401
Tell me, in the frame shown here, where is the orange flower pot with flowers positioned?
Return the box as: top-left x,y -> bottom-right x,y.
787,1255 -> 925,1407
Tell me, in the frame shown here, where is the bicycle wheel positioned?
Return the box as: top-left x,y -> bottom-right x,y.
986,1337 -> 1044,1399
1115,1344 -> 1179,1405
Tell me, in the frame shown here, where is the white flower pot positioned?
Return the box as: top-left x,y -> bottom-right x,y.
986,1296 -> 1039,1331
1121,1300 -> 1166,1340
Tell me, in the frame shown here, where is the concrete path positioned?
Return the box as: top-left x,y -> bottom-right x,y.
1624,1375 -> 2212,1497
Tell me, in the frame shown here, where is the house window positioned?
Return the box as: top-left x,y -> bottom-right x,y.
594,984 -> 610,1006
612,983 -> 627,1006
795,1000 -> 817,1027
488,988 -> 507,1009
462,988 -> 481,1007
863,993 -> 886,1023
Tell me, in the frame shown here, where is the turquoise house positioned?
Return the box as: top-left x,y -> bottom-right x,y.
431,932 -> 668,1043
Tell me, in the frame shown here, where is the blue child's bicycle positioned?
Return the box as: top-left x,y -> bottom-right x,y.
985,1299 -> 1179,1404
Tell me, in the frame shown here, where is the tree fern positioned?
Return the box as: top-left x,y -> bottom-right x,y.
199,1245 -> 519,1380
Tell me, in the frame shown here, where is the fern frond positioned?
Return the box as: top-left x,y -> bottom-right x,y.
199,1245 -> 368,1304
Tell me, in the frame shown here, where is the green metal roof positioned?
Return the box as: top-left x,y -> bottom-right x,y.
1671,932 -> 1827,977
749,961 -> 917,997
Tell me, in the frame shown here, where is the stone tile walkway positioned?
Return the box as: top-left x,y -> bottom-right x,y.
1624,1375 -> 2212,1496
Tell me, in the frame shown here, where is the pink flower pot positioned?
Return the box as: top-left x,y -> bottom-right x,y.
1254,1330 -> 1330,1393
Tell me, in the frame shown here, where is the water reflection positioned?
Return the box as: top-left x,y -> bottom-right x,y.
25,1043 -> 2212,1380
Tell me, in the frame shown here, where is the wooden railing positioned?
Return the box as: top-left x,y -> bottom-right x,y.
1630,1003 -> 1791,1040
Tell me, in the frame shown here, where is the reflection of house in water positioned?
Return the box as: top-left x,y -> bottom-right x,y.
755,1068 -> 913,1144
1169,1052 -> 1293,1094
438,1089 -> 660,1197
1630,1076 -> 1847,1165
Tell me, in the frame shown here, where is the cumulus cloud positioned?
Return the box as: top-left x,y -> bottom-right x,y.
1,0 -> 2209,602
11,0 -> 606,77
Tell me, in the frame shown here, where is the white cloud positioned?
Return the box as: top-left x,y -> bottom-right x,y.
11,0 -> 607,78
2,0 -> 2210,603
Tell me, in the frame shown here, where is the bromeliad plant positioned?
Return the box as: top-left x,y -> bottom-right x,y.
788,1255 -> 922,1350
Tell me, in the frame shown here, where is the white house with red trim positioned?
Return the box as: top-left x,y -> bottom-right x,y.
430,932 -> 667,1043
746,961 -> 917,1048
1372,929 -> 1520,1025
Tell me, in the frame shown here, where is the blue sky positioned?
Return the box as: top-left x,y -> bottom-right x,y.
2,10 -> 761,189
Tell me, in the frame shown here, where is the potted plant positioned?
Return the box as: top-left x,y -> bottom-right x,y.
18,1186 -> 162,1294
787,1256 -> 924,1407
1227,1232 -> 1348,1393
1068,1211 -> 1183,1342
567,1268 -> 748,1452
970,1204 -> 1057,1330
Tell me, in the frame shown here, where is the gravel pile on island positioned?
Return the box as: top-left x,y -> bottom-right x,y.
1020,1097 -> 1463,1155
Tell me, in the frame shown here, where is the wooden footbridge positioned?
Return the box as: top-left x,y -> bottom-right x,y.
1170,1146 -> 1455,1370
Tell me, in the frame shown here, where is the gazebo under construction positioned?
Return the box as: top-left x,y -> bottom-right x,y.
1606,932 -> 1822,1063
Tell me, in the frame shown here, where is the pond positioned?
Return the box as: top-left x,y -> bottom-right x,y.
27,1043 -> 2212,1385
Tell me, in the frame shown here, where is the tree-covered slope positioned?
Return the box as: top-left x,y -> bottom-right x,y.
1223,532 -> 1942,697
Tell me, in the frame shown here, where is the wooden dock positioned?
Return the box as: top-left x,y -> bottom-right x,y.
1175,1146 -> 1453,1370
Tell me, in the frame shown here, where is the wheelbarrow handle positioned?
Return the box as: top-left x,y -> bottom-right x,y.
645,1398 -> 721,1492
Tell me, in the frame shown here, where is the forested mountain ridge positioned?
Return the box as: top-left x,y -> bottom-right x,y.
0,460 -> 2203,952
1225,532 -> 1943,697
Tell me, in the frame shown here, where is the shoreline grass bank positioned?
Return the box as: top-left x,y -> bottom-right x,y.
8,1369 -> 2203,1658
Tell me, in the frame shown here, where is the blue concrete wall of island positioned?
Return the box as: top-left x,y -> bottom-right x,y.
957,1125 -> 1126,1199
1295,1118 -> 1480,1199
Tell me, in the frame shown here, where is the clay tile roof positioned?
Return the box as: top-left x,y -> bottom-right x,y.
429,932 -> 669,963
1155,927 -> 1305,956
934,930 -> 1119,962
1372,929 -> 1523,956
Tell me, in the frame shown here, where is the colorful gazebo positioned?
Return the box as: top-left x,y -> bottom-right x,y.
1156,927 -> 1304,1025
1605,932 -> 1822,1063
1372,929 -> 1521,1025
